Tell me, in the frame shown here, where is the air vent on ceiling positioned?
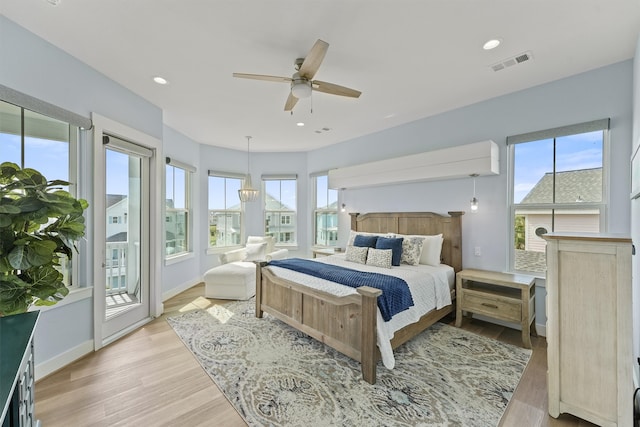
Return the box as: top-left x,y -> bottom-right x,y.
491,51 -> 533,72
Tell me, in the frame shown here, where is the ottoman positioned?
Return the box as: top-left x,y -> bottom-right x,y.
203,261 -> 256,300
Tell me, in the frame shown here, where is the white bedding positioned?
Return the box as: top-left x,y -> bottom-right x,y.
266,254 -> 453,369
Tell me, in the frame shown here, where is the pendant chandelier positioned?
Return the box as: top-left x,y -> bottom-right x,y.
238,136 -> 259,202
470,173 -> 479,213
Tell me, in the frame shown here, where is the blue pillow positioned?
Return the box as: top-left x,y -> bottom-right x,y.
353,234 -> 378,248
375,237 -> 404,266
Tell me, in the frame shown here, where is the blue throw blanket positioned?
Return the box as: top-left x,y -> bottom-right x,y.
268,258 -> 414,321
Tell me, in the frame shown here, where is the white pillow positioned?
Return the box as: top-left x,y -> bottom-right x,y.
247,235 -> 275,254
245,242 -> 267,261
219,248 -> 247,264
345,245 -> 369,264
419,234 -> 443,266
366,248 -> 392,269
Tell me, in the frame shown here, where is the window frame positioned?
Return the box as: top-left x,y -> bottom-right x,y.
507,119 -> 610,275
165,162 -> 193,260
312,174 -> 339,248
207,172 -> 245,251
262,175 -> 298,246
0,99 -> 82,289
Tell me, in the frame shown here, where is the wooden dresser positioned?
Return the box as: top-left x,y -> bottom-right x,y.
543,233 -> 633,427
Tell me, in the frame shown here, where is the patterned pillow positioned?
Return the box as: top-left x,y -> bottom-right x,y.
366,248 -> 392,269
345,245 -> 369,264
401,237 -> 425,265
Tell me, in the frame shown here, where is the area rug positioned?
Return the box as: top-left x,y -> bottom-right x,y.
167,299 -> 531,427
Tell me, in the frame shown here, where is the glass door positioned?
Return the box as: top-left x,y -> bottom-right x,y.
101,135 -> 151,341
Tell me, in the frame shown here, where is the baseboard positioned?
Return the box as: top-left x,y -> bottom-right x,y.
35,339 -> 94,381
162,276 -> 203,302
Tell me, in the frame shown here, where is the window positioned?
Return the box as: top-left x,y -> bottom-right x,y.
263,175 -> 297,245
508,119 -> 609,274
0,99 -> 80,287
208,173 -> 243,248
313,174 -> 338,247
165,162 -> 192,258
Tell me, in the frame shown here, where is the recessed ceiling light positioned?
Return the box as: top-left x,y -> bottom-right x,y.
296,122 -> 305,127
153,76 -> 168,85
483,39 -> 501,50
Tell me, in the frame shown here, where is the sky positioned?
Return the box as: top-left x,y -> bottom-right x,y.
513,130 -> 603,203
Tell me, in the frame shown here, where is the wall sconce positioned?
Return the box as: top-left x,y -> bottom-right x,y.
341,203 -> 346,212
470,173 -> 479,213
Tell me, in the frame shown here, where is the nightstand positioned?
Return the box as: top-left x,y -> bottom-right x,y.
455,269 -> 536,348
312,248 -> 335,258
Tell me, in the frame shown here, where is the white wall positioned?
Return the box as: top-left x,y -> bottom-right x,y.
162,126 -> 203,299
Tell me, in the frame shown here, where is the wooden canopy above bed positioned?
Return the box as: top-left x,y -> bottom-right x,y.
349,211 -> 464,272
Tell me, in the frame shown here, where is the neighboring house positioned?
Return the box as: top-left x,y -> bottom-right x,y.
105,194 -> 134,294
516,168 -> 602,271
208,192 -> 297,246
264,192 -> 296,244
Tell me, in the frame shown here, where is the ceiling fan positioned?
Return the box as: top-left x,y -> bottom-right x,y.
232,39 -> 362,112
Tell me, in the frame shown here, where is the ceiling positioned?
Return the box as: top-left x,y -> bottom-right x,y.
1,1 -> 639,153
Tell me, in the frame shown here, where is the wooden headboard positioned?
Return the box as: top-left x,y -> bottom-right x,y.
349,211 -> 464,272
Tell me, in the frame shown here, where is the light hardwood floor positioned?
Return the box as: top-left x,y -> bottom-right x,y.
35,284 -> 596,426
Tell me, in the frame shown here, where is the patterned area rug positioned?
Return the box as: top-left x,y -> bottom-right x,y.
167,299 -> 531,427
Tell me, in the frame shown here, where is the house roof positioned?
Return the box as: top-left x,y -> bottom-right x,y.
520,168 -> 602,204
106,194 -> 126,209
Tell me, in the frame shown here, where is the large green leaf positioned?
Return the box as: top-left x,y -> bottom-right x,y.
0,275 -> 31,315
8,245 -> 31,270
26,240 -> 57,267
0,204 -> 20,214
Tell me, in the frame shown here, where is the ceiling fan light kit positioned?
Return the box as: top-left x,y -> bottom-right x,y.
291,75 -> 312,99
233,39 -> 361,112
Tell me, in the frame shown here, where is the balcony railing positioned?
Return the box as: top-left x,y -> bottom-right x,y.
105,241 -> 139,295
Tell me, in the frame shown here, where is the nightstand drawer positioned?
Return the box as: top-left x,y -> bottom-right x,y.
462,292 -> 521,322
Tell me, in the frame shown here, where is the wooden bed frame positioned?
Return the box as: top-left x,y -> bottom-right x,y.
255,211 -> 464,384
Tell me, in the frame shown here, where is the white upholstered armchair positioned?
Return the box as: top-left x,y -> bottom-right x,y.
204,236 -> 288,300
218,235 -> 289,265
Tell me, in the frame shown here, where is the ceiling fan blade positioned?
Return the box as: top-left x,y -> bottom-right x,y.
312,80 -> 362,98
232,73 -> 292,83
298,39 -> 329,79
284,92 -> 299,111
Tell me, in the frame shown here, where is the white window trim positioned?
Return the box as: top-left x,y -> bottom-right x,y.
506,121 -> 610,274
165,162 -> 193,259
311,174 -> 338,248
207,173 -> 245,249
263,176 -> 298,246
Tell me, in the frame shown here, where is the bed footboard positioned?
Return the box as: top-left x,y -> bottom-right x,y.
256,263 -> 382,384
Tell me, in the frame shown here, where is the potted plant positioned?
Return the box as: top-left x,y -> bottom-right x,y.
0,162 -> 88,316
